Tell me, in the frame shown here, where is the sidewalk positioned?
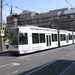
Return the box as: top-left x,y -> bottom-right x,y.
0,49 -> 8,54
0,39 -> 8,54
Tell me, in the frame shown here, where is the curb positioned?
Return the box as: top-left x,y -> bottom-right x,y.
0,50 -> 8,54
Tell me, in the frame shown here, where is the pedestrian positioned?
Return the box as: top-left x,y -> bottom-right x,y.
5,39 -> 9,49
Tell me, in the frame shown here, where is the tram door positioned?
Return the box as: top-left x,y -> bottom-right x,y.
46,34 -> 51,46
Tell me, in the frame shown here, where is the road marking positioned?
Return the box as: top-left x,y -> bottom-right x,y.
59,51 -> 75,75
60,61 -> 75,75
9,63 -> 21,67
19,55 -> 30,59
7,71 -> 18,75
0,63 -> 21,68
12,71 -> 18,74
58,51 -> 75,59
25,51 -> 75,75
25,60 -> 58,75
26,58 -> 30,60
19,55 -> 31,61
0,64 -> 11,68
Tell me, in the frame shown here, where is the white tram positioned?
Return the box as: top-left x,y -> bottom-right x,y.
59,30 -> 73,46
73,32 -> 75,43
8,25 -> 75,55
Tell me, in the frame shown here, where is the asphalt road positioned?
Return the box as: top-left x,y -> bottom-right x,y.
0,44 -> 75,75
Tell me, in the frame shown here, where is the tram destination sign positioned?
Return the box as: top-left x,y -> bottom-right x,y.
30,26 -> 57,32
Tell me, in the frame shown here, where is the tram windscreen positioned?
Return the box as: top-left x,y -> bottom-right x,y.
9,28 -> 19,45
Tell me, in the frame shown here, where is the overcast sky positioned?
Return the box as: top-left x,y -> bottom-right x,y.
2,0 -> 75,22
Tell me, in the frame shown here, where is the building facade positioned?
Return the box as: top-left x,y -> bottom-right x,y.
6,8 -> 75,31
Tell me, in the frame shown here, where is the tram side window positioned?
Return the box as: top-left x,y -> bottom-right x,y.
71,35 -> 72,40
74,35 -> 75,39
40,34 -> 45,43
19,33 -> 28,44
52,34 -> 57,42
69,34 -> 72,40
60,34 -> 66,41
32,33 -> 39,44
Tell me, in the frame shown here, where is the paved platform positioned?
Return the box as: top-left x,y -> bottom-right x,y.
0,50 -> 8,54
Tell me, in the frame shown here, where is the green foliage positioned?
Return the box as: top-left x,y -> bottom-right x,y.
3,26 -> 8,34
3,37 -> 8,42
3,26 -> 9,41
35,13 -> 39,15
40,12 -> 48,14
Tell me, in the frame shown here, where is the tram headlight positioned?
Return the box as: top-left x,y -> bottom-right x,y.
14,45 -> 18,48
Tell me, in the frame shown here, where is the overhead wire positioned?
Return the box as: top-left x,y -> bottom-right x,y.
17,0 -> 53,7
3,0 -> 75,14
3,0 -> 61,12
3,0 -> 12,6
6,0 -> 12,4
3,0 -> 69,12
65,0 -> 74,8
3,8 -> 10,12
3,0 -> 24,11
5,4 -> 24,10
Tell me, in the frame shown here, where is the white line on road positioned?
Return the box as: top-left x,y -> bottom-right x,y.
19,55 -> 30,59
0,63 -> 21,68
25,51 -> 75,75
7,71 -> 18,75
58,51 -> 75,59
25,60 -> 58,75
60,61 -> 75,75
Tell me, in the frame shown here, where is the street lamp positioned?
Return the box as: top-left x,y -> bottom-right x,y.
0,0 -> 3,51
52,21 -> 54,29
71,21 -> 75,44
71,21 -> 75,31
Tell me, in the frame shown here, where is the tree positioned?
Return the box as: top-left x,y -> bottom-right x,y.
3,26 -> 8,35
3,26 -> 8,41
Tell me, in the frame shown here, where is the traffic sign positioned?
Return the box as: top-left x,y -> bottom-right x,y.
0,30 -> 4,37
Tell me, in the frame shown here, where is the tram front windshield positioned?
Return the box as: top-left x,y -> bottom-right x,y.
9,28 -> 19,45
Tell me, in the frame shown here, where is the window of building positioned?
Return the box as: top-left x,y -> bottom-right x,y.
60,15 -> 66,20
23,21 -> 26,25
68,14 -> 74,19
37,18 -> 42,22
19,21 -> 27,25
42,18 -> 46,22
21,21 -> 24,25
32,19 -> 37,23
7,17 -> 12,21
48,17 -> 52,21
18,21 -> 21,25
27,20 -> 32,24
54,16 -> 60,20
19,14 -> 27,19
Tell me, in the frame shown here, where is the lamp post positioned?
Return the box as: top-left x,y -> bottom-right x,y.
71,21 -> 75,31
71,21 -> 75,44
0,0 -> 3,51
52,21 -> 54,29
71,22 -> 73,31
